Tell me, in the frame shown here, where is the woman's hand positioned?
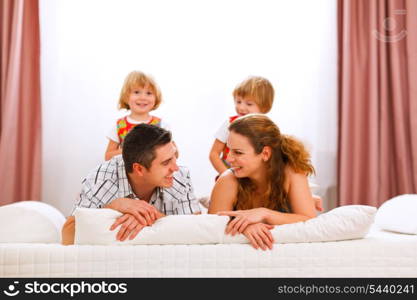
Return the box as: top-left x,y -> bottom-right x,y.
218,208 -> 269,235
243,223 -> 275,250
110,213 -> 145,241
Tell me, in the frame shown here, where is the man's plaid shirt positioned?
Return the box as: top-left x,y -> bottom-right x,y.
72,155 -> 201,215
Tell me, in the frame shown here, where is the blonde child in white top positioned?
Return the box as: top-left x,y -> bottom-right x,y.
210,76 -> 274,175
105,71 -> 170,161
208,76 -> 323,211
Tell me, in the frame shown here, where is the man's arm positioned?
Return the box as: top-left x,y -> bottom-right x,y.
61,216 -> 75,245
62,198 -> 166,245
105,198 -> 164,224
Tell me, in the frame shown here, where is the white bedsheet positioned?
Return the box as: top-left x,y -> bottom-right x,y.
1,226 -> 416,278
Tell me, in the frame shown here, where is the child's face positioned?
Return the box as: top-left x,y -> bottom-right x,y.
234,96 -> 262,116
127,85 -> 156,114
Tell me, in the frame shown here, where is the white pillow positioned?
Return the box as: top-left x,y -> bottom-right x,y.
75,208 -> 229,245
0,201 -> 66,243
224,205 -> 376,244
75,205 -> 376,245
375,194 -> 417,234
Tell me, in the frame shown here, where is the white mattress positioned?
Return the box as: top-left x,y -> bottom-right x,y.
1,226 -> 417,278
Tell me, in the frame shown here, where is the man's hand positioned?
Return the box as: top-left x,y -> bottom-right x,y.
242,223 -> 275,251
110,213 -> 146,241
106,198 -> 164,226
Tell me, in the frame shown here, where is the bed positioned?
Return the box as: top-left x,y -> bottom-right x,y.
1,225 -> 417,278
1,197 -> 417,278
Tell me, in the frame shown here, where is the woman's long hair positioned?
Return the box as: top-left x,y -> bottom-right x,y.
229,114 -> 315,212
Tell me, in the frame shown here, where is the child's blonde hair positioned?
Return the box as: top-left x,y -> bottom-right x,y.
232,76 -> 274,113
118,71 -> 162,110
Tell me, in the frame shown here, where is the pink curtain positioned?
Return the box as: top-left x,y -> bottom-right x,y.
338,0 -> 417,206
0,0 -> 41,205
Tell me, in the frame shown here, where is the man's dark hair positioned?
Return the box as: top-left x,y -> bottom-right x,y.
122,124 -> 172,173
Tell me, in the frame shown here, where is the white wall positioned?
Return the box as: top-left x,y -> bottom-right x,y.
40,0 -> 338,216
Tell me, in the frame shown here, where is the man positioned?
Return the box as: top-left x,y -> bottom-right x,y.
62,124 -> 201,245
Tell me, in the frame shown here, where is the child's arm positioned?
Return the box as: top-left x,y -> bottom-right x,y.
313,195 -> 323,212
105,139 -> 122,161
209,139 -> 229,174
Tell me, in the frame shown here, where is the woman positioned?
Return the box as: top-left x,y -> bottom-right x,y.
208,114 -> 317,250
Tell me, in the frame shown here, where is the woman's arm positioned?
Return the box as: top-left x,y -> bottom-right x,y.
208,171 -> 238,213
105,139 -> 122,161
209,139 -> 229,175
263,168 -> 317,225
218,167 -> 317,230
209,172 -> 278,250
